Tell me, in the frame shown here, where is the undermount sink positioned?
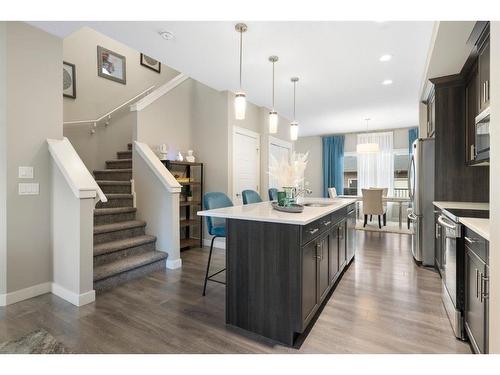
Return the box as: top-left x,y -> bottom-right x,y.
303,202 -> 333,207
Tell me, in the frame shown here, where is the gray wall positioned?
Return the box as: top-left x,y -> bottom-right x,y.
0,23 -> 7,295
295,127 -> 415,198
63,27 -> 179,172
3,22 -> 62,293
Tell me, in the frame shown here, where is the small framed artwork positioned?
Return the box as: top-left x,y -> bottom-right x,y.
140,53 -> 161,73
63,61 -> 76,98
97,46 -> 126,84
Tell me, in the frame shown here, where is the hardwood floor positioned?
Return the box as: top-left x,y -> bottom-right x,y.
0,231 -> 471,353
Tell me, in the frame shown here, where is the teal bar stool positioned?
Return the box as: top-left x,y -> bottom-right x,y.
202,192 -> 233,296
242,189 -> 262,204
268,188 -> 278,201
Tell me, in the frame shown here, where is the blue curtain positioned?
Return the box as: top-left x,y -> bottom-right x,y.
408,127 -> 419,154
322,136 -> 344,197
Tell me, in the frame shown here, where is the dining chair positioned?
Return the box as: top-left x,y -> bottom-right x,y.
268,188 -> 278,201
242,189 -> 262,205
202,192 -> 233,296
328,187 -> 337,198
362,188 -> 386,229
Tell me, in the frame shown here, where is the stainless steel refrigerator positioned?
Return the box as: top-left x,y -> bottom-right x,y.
408,138 -> 435,265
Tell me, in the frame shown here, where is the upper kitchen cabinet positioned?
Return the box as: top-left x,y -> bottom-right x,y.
465,62 -> 479,164
478,32 -> 490,111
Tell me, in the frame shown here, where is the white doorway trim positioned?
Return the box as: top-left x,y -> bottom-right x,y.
232,126 -> 261,204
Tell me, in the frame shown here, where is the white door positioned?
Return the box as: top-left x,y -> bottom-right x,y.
233,127 -> 260,205
268,137 -> 292,189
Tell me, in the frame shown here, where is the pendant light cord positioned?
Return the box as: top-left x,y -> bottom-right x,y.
272,61 -> 275,110
239,30 -> 243,89
293,80 -> 296,121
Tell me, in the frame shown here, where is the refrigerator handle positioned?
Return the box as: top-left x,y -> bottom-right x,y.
408,155 -> 415,201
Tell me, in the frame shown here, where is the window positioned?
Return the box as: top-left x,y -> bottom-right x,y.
393,148 -> 410,198
343,152 -> 357,195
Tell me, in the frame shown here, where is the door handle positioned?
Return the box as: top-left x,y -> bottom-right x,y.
437,215 -> 456,230
315,242 -> 322,260
481,273 -> 489,302
464,236 -> 478,244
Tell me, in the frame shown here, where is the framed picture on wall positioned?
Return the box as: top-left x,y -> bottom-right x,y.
97,46 -> 126,84
63,61 -> 76,99
140,53 -> 161,73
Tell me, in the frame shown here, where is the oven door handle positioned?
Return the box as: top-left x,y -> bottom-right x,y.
437,215 -> 457,230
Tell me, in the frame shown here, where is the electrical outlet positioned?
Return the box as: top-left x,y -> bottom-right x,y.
18,166 -> 34,179
18,183 -> 39,195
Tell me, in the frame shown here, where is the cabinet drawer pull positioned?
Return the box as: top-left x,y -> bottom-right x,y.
308,228 -> 319,235
323,220 -> 331,226
476,269 -> 479,299
464,236 -> 479,244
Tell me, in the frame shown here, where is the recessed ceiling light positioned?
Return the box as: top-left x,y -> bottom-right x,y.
382,79 -> 393,85
379,54 -> 392,62
158,30 -> 175,40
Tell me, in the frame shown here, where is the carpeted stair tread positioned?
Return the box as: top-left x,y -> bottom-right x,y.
96,180 -> 131,186
94,207 -> 136,216
101,193 -> 133,199
94,220 -> 146,235
94,234 -> 156,256
93,168 -> 132,173
127,143 -> 132,150
93,250 -> 167,281
117,151 -> 132,159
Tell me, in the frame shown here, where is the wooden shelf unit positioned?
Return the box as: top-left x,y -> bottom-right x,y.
162,160 -> 204,250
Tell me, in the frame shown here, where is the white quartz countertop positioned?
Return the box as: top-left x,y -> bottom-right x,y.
197,197 -> 357,225
433,201 -> 489,211
459,218 -> 490,241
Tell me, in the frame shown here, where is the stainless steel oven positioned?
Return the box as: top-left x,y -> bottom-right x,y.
475,108 -> 490,162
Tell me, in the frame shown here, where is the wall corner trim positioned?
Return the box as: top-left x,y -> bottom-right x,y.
130,73 -> 189,112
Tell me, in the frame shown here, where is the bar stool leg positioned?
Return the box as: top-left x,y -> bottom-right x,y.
202,236 -> 217,296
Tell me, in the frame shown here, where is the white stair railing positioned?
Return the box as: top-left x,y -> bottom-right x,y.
130,73 -> 188,112
47,137 -> 103,307
63,85 -> 155,134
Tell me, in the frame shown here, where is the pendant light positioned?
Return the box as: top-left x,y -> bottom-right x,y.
290,77 -> 299,141
356,118 -> 380,153
234,23 -> 247,120
268,56 -> 279,134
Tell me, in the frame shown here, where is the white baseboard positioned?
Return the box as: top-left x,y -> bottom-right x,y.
51,283 -> 95,306
0,281 -> 51,306
203,237 -> 226,250
166,258 -> 182,269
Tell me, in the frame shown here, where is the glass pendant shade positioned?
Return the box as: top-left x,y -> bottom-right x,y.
356,142 -> 380,153
269,111 -> 278,134
290,121 -> 299,141
234,92 -> 247,120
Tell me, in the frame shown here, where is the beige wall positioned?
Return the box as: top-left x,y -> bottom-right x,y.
136,79 -> 193,157
63,27 -> 179,171
489,21 -> 499,354
294,136 -> 323,197
3,22 -> 62,293
0,22 -> 7,295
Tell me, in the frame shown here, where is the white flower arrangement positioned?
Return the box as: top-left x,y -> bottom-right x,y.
268,151 -> 309,188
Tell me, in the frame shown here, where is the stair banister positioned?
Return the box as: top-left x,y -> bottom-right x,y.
63,84 -> 155,129
130,73 -> 188,112
133,141 -> 182,269
47,137 -> 102,307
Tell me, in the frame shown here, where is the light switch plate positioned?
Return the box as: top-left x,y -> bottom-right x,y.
18,166 -> 34,179
18,183 -> 39,195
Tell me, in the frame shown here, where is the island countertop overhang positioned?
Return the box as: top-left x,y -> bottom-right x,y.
197,197 -> 357,225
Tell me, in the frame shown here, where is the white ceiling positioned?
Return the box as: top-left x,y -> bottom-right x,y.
31,21 -> 434,137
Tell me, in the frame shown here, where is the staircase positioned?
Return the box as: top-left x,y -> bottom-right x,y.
92,143 -> 168,291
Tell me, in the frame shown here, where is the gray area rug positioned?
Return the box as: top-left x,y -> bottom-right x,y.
0,329 -> 70,354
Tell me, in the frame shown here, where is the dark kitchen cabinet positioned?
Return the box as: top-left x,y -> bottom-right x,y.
465,246 -> 489,354
346,207 -> 356,263
478,39 -> 490,112
329,223 -> 340,284
338,219 -> 347,270
318,232 -> 330,301
465,63 -> 480,164
434,211 -> 443,276
301,239 -> 319,325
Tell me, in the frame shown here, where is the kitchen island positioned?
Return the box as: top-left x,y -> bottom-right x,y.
198,198 -> 357,346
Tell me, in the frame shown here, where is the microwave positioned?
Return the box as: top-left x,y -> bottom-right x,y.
475,107 -> 490,162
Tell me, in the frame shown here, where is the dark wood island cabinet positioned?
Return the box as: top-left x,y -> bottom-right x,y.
200,199 -> 357,346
